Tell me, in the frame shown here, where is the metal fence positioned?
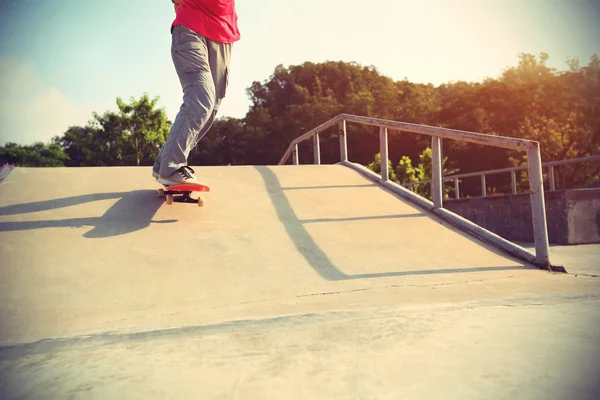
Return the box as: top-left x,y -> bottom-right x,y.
404,155 -> 600,199
279,113 -> 554,269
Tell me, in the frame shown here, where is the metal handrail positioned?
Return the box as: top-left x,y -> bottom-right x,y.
279,114 -> 534,166
404,155 -> 600,198
279,113 -> 553,269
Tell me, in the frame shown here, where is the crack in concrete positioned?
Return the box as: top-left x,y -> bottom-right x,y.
148,275 -> 517,318
295,276 -> 517,298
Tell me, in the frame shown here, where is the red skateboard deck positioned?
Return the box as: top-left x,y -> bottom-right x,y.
157,182 -> 210,207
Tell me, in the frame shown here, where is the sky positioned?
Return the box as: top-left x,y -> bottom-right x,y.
0,0 -> 598,146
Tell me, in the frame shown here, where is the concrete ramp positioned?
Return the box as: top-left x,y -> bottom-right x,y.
1,165 -> 599,399
0,165 -> 525,343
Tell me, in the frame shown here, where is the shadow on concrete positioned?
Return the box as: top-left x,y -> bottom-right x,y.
0,190 -> 173,238
255,166 -> 526,281
0,193 -> 124,215
300,214 -> 425,224
0,167 -> 14,183
282,184 -> 376,191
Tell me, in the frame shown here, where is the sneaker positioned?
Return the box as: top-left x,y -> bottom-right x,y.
157,166 -> 197,186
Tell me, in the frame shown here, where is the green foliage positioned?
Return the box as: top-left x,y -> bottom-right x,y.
245,61 -> 410,165
116,94 -> 170,166
395,155 -> 419,185
56,93 -> 170,166
0,142 -> 68,167
367,153 -> 397,182
189,117 -> 258,165
391,148 -> 459,200
242,55 -> 598,194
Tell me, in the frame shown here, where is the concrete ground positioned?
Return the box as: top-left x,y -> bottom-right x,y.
0,165 -> 599,399
519,242 -> 600,277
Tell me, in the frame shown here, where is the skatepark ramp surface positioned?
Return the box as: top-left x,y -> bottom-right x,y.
1,165 -> 599,399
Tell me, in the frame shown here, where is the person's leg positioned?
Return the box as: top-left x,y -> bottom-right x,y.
154,25 -> 216,179
189,38 -> 231,149
208,39 -> 231,117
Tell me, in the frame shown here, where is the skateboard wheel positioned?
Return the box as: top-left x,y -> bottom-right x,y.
166,194 -> 174,205
157,188 -> 165,198
198,196 -> 205,207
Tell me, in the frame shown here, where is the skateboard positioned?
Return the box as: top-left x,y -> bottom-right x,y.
157,182 -> 210,207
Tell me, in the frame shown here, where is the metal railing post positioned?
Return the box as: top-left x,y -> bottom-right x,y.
380,127 -> 389,181
339,120 -> 348,163
481,175 -> 487,197
293,144 -> 299,165
527,145 -> 550,266
548,165 -> 556,191
454,178 -> 460,199
511,171 -> 517,194
313,133 -> 321,165
432,136 -> 443,207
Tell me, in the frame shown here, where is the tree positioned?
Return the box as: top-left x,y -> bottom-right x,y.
116,94 -> 170,166
56,94 -> 170,166
189,117 -> 255,165
0,142 -> 68,167
500,54 -> 600,190
245,61 -> 408,165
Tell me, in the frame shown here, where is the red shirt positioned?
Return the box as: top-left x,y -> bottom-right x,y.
173,0 -> 240,44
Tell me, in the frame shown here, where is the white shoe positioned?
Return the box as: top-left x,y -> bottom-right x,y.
157,166 -> 197,186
